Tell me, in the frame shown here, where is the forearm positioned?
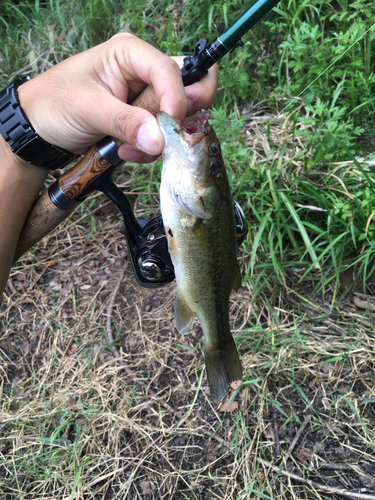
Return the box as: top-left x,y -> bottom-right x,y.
0,136 -> 48,297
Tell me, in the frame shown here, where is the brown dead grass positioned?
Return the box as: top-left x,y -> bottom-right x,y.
1,114 -> 375,499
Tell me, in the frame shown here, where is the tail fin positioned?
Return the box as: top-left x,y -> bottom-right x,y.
205,335 -> 242,401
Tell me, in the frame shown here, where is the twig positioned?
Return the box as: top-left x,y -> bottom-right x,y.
257,458 -> 375,500
319,463 -> 363,473
30,261 -> 55,288
273,408 -> 280,457
147,386 -> 180,415
6,276 -> 16,293
288,414 -> 311,455
353,293 -> 375,313
288,295 -> 346,335
195,426 -> 228,446
106,260 -> 128,360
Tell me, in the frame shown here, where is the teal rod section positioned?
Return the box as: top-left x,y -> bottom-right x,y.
218,0 -> 280,49
181,0 -> 280,84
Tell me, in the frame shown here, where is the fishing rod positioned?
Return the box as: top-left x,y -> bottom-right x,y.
14,0 -> 280,286
182,0 -> 280,85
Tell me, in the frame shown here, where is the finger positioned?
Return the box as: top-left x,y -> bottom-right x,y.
50,76 -> 165,155
172,57 -> 219,115
108,34 -> 188,124
94,93 -> 164,155
184,65 -> 219,114
118,144 -> 158,164
145,57 -> 188,125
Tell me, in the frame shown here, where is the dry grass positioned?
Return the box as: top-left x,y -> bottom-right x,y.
1,118 -> 375,500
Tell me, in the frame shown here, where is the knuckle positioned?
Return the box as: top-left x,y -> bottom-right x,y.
110,32 -> 136,42
112,110 -> 139,145
163,56 -> 181,73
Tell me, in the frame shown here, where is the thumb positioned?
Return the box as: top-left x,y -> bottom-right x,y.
77,87 -> 165,156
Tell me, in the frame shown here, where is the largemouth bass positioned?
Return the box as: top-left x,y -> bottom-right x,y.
157,110 -> 242,400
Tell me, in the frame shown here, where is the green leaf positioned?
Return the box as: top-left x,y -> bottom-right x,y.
279,191 -> 321,270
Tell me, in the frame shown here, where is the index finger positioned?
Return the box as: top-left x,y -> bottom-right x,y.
103,34 -> 189,123
173,56 -> 219,116
148,56 -> 188,124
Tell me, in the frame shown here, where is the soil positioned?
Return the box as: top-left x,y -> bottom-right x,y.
2,231 -> 375,499
1,147 -> 375,499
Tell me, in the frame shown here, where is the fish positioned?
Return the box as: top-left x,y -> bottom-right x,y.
157,110 -> 243,400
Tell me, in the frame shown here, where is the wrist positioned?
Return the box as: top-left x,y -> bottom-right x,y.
0,133 -> 48,186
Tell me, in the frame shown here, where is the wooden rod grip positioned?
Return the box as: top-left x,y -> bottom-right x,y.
130,85 -> 161,118
59,143 -> 114,197
14,85 -> 160,262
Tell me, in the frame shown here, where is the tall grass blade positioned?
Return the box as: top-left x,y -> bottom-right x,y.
279,191 -> 321,270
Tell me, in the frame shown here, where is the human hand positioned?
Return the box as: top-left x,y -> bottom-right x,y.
17,33 -> 218,164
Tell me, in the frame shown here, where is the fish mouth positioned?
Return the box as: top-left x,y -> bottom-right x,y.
182,110 -> 211,148
157,110 -> 211,152
158,110 -> 214,219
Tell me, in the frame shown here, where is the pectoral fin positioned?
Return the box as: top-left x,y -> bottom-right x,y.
175,290 -> 195,334
188,219 -> 214,248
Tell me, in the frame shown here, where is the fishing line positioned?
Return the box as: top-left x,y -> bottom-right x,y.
233,17 -> 375,269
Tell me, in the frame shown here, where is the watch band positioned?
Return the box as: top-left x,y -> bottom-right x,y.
0,76 -> 79,170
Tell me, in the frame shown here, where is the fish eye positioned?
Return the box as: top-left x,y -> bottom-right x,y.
210,143 -> 219,155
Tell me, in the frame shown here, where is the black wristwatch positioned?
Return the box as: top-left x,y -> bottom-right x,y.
0,76 -> 79,170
